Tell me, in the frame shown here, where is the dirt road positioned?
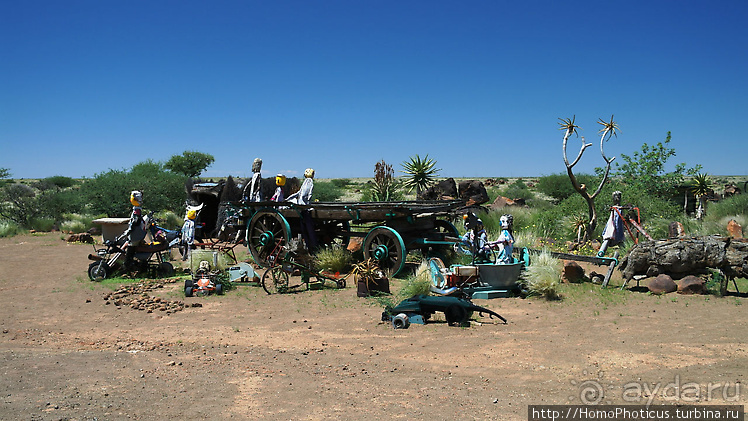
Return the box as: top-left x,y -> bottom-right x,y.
1,233 -> 745,420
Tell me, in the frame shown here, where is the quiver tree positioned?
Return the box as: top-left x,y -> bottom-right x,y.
560,115 -> 620,242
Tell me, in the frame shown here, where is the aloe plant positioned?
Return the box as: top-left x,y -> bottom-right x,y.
401,154 -> 440,196
690,173 -> 713,220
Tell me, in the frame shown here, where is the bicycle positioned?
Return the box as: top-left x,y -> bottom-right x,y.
261,239 -> 349,294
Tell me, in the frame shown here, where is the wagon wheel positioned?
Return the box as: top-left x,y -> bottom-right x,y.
433,219 -> 459,239
247,209 -> 291,267
424,219 -> 460,259
363,226 -> 406,277
315,220 -> 351,249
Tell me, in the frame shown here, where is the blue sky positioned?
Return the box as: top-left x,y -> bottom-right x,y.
2,0 -> 747,180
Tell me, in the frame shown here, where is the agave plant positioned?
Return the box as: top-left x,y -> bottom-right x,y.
690,173 -> 713,220
401,154 -> 440,195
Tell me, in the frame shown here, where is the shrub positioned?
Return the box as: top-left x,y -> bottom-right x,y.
536,173 -> 598,201
312,180 -> 344,202
37,176 -> 78,190
81,160 -> 187,217
60,219 -> 87,233
330,178 -> 352,188
0,220 -> 22,237
521,249 -> 561,300
399,261 -> 433,298
155,210 -> 183,230
706,193 -> 748,223
28,217 -> 56,232
313,245 -> 353,274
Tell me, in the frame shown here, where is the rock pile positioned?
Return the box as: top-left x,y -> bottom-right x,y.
103,280 -> 200,314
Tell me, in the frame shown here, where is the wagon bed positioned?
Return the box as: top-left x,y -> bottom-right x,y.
235,200 -> 467,276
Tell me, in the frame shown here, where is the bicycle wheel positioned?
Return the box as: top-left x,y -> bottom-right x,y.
262,266 -> 290,294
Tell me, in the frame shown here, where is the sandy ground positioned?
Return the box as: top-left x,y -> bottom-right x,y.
0,232 -> 746,420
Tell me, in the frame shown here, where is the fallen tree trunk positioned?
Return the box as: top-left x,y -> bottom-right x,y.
620,236 -> 748,280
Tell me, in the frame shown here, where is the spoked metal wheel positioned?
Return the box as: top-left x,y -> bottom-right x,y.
88,261 -> 109,281
262,266 -> 290,294
429,257 -> 447,289
247,209 -> 291,267
363,226 -> 406,277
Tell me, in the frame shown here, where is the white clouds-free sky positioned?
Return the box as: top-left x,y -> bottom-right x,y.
2,0 -> 746,180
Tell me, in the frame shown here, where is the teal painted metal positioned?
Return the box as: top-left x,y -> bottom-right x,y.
363,226 -> 406,276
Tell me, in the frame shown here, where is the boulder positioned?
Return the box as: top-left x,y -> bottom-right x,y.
67,233 -> 94,244
727,219 -> 743,239
562,261 -> 585,283
457,180 -> 489,206
489,195 -> 516,210
417,178 -> 458,201
646,274 -> 677,294
677,275 -> 706,295
723,184 -> 741,198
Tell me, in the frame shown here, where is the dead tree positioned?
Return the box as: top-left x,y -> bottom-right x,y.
560,115 -> 620,242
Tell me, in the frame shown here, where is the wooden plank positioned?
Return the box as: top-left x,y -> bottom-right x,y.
526,248 -> 618,266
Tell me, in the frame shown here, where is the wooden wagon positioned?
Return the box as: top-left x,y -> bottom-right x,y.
235,200 -> 466,276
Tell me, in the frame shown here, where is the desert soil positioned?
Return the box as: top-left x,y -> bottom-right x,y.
1,233 -> 746,420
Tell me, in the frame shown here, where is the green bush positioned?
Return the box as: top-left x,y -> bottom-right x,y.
155,210 -> 183,230
37,176 -> 78,190
81,160 -> 187,217
312,180 -> 344,202
536,173 -> 598,201
313,245 -> 353,273
0,220 -> 22,237
502,179 -> 535,201
706,193 -> 748,222
330,178 -> 351,188
28,217 -> 56,232
521,249 -> 561,300
60,213 -> 101,234
60,219 -> 87,233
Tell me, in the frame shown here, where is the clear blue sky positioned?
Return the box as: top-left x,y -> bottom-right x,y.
2,0 -> 747,180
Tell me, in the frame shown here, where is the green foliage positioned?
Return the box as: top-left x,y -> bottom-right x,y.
330,178 -> 351,188
502,179 -> 535,201
0,220 -> 22,237
164,150 -> 215,178
525,179 -> 680,242
400,261 -> 433,298
401,154 -> 440,194
28,217 -> 56,232
81,160 -> 187,217
607,131 -> 701,198
0,179 -> 86,228
312,180 -> 344,202
36,176 -> 78,190
60,213 -> 100,233
366,160 -> 402,202
0,168 -> 10,179
520,249 -> 561,300
536,173 -> 598,201
705,192 -> 748,222
313,245 -> 353,274
0,183 -> 40,226
154,210 -> 183,230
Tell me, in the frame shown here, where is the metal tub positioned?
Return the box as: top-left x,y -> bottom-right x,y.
476,263 -> 523,289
